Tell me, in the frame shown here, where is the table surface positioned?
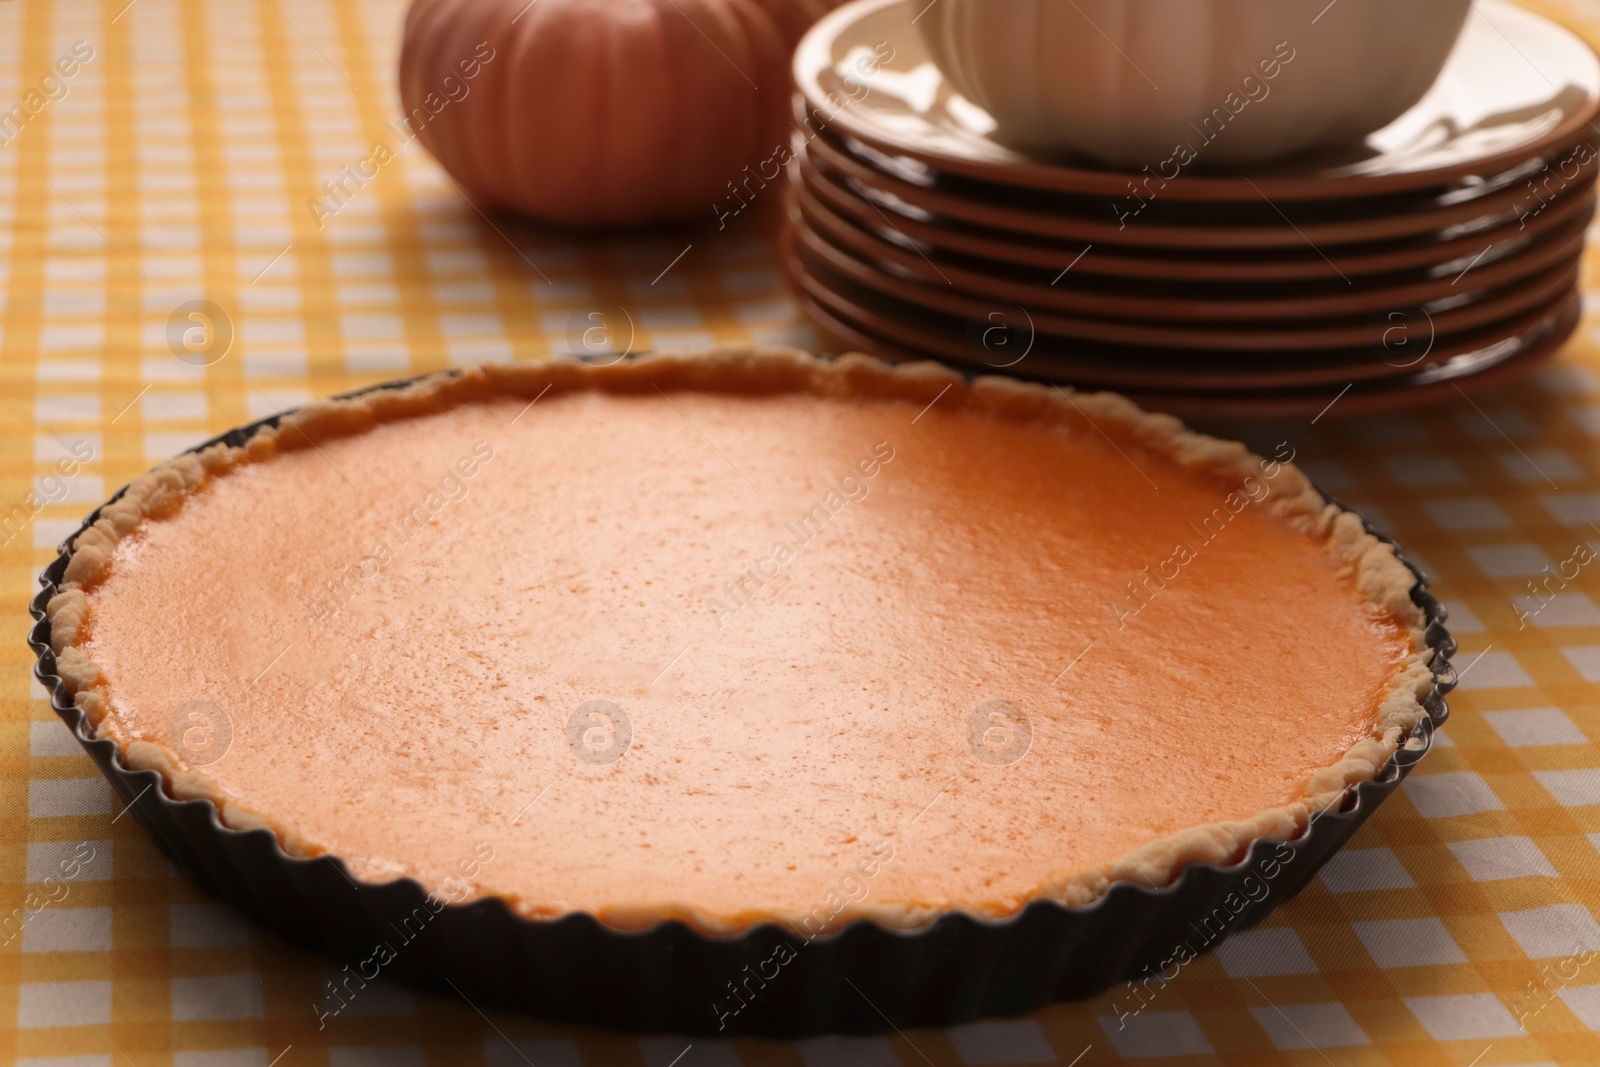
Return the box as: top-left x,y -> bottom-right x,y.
3,0 -> 1600,1063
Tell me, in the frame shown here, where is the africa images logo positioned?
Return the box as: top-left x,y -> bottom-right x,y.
304,442 -> 494,624
705,442 -> 895,628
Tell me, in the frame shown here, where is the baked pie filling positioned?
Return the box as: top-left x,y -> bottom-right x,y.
47,348 -> 1431,934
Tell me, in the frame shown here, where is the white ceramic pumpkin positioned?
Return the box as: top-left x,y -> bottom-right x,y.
915,0 -> 1474,167
400,0 -> 834,228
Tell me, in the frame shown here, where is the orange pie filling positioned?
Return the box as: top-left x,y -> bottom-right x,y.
47,349 -> 1432,934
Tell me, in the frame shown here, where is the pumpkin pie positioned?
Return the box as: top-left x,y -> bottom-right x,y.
45,347 -> 1433,935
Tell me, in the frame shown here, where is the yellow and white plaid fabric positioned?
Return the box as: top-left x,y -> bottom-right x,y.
2,0 -> 1600,1062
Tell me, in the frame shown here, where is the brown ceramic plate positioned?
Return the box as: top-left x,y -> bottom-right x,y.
819,125 -> 1600,233
788,207 -> 1583,351
794,0 -> 1600,202
787,264 -> 1579,417
796,149 -> 1599,283
791,183 -> 1592,321
801,134 -> 1598,250
780,223 -> 1580,393
828,127 -> 1570,219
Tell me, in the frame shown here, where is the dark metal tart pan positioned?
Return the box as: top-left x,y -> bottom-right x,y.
27,364 -> 1455,1037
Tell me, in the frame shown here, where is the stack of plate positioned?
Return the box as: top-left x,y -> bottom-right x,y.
782,0 -> 1600,417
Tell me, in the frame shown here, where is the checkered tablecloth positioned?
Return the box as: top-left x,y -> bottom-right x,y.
3,0 -> 1600,1063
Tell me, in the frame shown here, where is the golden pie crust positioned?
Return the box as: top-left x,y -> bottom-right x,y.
45,346 -> 1434,935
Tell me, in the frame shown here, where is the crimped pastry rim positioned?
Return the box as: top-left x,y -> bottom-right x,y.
43,345 -> 1436,936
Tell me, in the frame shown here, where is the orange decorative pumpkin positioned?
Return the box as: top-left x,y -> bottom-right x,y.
399,0 -> 819,229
